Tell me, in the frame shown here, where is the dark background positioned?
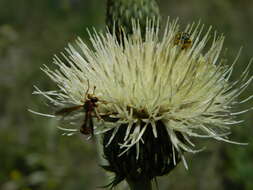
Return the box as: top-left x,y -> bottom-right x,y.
0,0 -> 252,189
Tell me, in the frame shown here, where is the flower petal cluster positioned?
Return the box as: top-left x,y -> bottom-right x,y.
36,19 -> 252,168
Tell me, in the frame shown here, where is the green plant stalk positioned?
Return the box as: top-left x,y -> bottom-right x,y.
126,178 -> 152,190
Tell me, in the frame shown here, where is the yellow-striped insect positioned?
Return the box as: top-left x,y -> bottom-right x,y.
174,32 -> 192,50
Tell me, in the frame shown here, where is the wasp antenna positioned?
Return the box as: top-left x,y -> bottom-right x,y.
85,79 -> 90,97
93,85 -> 96,94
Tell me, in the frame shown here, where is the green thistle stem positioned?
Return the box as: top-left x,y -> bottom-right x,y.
126,177 -> 152,190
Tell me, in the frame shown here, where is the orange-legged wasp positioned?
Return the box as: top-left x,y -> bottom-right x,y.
55,81 -> 100,136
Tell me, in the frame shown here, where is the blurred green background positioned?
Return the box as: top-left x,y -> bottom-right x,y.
0,0 -> 252,189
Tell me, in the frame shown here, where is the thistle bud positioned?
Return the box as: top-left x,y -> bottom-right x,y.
106,0 -> 160,39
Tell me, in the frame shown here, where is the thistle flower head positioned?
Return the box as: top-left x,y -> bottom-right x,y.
35,19 -> 252,181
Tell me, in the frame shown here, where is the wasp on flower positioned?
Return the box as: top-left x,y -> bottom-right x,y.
55,81 -> 103,136
34,19 -> 253,187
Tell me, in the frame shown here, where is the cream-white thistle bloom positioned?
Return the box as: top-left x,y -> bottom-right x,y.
35,19 -> 252,170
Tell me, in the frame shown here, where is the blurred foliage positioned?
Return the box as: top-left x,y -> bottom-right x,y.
0,0 -> 252,190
